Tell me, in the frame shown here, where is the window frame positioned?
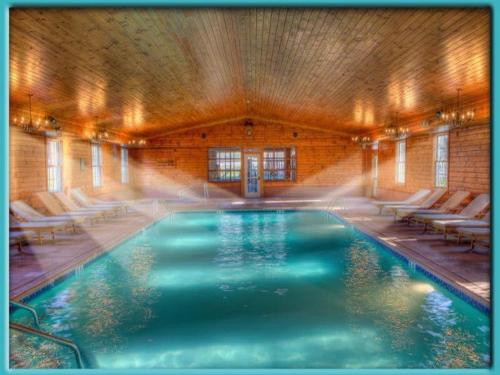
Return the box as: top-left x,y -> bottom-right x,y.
395,140 -> 406,185
208,147 -> 242,182
91,142 -> 103,188
263,147 -> 297,182
434,133 -> 449,188
46,138 -> 63,192
121,145 -> 129,184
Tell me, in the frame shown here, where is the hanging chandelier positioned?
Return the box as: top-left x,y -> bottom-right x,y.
89,116 -> 110,143
384,112 -> 409,140
12,93 -> 62,137
351,135 -> 371,146
434,88 -> 475,129
128,139 -> 147,147
14,93 -> 41,133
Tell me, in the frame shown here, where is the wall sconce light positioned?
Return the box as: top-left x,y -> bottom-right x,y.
44,115 -> 62,138
244,119 -> 253,136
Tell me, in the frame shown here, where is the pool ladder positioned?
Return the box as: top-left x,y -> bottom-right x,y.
9,300 -> 85,368
326,196 -> 346,212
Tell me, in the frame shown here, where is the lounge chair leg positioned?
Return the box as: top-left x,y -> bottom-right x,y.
464,238 -> 477,253
422,223 -> 427,234
443,230 -> 447,240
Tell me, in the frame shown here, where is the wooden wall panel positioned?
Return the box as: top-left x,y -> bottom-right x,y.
370,124 -> 490,199
129,119 -> 364,198
449,126 -> 490,194
9,125 -> 130,209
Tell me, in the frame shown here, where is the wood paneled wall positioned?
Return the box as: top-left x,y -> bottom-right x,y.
128,119 -> 364,198
10,121 -> 490,204
9,125 -> 127,209
369,124 -> 490,199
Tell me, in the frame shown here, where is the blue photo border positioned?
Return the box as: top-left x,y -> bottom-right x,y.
0,0 -> 496,374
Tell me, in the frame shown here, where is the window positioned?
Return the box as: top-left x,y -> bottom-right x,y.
47,139 -> 62,192
121,146 -> 128,184
208,148 -> 241,182
434,133 -> 449,188
91,143 -> 102,188
395,140 -> 406,184
263,147 -> 296,181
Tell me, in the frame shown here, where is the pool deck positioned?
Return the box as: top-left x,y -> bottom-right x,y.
9,197 -> 490,309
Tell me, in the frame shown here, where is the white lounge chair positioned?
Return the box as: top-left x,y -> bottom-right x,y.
10,216 -> 75,245
395,191 -> 471,221
432,212 -> 490,240
412,193 -> 490,233
70,188 -> 127,215
39,192 -> 113,221
383,188 -> 446,218
10,200 -> 86,225
373,189 -> 431,215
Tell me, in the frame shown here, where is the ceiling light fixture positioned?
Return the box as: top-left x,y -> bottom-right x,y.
128,139 -> 147,147
17,93 -> 41,134
351,135 -> 371,146
89,116 -> 110,143
384,112 -> 409,140
420,88 -> 476,129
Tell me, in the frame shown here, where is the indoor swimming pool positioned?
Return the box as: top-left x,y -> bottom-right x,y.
10,210 -> 490,368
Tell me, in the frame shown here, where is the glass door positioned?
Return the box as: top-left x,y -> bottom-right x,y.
244,154 -> 260,198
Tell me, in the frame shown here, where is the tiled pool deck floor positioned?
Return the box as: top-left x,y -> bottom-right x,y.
9,197 -> 490,308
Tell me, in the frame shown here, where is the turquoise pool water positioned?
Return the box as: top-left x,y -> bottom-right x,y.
10,210 -> 490,368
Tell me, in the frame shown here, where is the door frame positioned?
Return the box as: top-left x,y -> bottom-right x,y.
243,153 -> 261,198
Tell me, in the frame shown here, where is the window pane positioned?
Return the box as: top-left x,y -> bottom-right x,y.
47,140 -> 62,192
435,134 -> 448,187
92,144 -> 102,187
208,148 -> 241,182
395,140 -> 405,184
121,146 -> 128,184
263,147 -> 296,181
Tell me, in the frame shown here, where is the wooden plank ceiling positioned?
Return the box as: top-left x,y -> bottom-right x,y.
9,7 -> 490,137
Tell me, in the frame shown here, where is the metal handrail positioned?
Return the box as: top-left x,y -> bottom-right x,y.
178,182 -> 209,201
326,196 -> 345,211
10,300 -> 40,327
10,322 -> 84,369
177,185 -> 193,200
203,182 -> 209,201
